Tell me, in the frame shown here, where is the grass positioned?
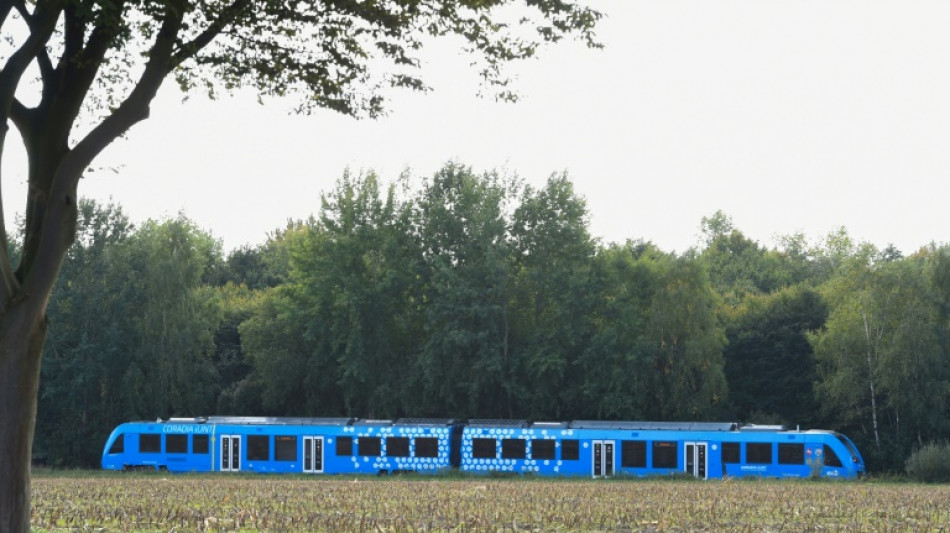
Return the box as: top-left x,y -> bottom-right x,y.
30,470 -> 950,531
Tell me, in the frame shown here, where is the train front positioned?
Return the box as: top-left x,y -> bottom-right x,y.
100,423 -> 134,470
835,432 -> 866,477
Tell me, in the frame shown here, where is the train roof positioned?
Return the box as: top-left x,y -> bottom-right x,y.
138,417 -> 797,432
143,417 -> 460,427
394,418 -> 458,427
570,421 -> 740,431
530,421 -> 570,430
204,416 -> 355,426
467,419 -> 530,428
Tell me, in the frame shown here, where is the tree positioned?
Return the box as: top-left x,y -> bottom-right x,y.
578,242 -> 658,419
34,199 -> 135,467
811,246 -> 950,470
508,173 -> 596,418
122,216 -> 223,417
723,285 -> 827,425
699,211 -> 793,302
0,2 -> 601,528
643,255 -> 728,419
416,164 -> 514,417
37,210 -> 225,466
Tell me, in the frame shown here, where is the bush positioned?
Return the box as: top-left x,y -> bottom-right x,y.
905,442 -> 950,483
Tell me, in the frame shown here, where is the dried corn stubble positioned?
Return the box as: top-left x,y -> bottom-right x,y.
30,474 -> 950,532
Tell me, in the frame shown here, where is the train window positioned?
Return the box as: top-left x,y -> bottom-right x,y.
472,438 -> 497,459
415,437 -> 439,458
722,442 -> 740,464
139,434 -> 161,453
108,434 -> 125,454
275,436 -> 297,461
387,437 -> 410,457
746,443 -> 772,464
823,445 -> 843,468
531,440 -> 556,460
652,441 -> 678,468
621,440 -> 646,468
835,434 -> 860,463
501,439 -> 526,460
166,434 -> 188,454
337,436 -> 353,456
561,440 -> 579,461
778,443 -> 804,465
358,437 -> 382,456
247,435 -> 270,461
193,435 -> 209,454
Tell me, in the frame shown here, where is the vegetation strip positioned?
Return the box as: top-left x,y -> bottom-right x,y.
31,474 -> 950,532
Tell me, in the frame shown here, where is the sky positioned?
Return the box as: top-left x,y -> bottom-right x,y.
4,1 -> 950,254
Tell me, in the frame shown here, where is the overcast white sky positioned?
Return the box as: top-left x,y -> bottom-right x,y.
5,1 -> 950,254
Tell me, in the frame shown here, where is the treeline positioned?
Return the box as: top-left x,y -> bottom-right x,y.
30,163 -> 950,472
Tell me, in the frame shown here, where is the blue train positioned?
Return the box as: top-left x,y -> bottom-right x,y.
101,417 -> 865,479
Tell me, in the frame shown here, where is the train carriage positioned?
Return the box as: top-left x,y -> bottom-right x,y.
459,420 -> 865,479
101,417 -> 460,474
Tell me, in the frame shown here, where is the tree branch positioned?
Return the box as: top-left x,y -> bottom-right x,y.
41,0 -> 129,146
8,98 -> 30,136
0,1 -> 59,107
171,0 -> 251,70
61,3 -> 185,189
0,1 -> 61,304
0,0 -> 19,34
61,2 -> 84,64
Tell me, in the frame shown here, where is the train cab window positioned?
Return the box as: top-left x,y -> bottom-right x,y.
472,438 -> 497,459
166,434 -> 188,454
139,434 -> 161,453
387,437 -> 410,457
275,436 -> 297,461
746,443 -> 772,464
561,440 -> 579,461
247,435 -> 270,461
778,443 -> 804,465
722,442 -> 740,464
652,441 -> 678,468
501,439 -> 526,460
358,437 -> 382,456
531,440 -> 555,460
336,436 -> 353,456
108,434 -> 125,454
621,440 -> 647,468
193,435 -> 209,454
823,445 -> 843,468
414,437 -> 439,458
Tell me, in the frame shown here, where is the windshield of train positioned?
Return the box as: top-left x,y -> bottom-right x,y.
834,433 -> 861,464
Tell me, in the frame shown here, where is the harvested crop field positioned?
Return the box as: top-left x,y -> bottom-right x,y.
31,473 -> 950,532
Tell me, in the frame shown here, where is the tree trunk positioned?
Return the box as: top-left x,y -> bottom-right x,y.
0,304 -> 48,533
861,309 -> 881,449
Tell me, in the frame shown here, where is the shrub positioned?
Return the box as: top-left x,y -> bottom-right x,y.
905,442 -> 950,483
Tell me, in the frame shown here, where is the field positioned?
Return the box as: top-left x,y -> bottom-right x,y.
31,472 -> 950,532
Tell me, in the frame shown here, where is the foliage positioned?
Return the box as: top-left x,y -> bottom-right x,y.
37,203 -> 225,466
723,285 -> 827,424
905,442 -> 950,483
810,244 -> 950,471
416,164 -> 514,416
508,174 -> 596,418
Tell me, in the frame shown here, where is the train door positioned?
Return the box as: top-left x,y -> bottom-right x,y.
592,440 -> 615,478
220,435 -> 241,472
303,436 -> 324,474
684,442 -> 707,479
